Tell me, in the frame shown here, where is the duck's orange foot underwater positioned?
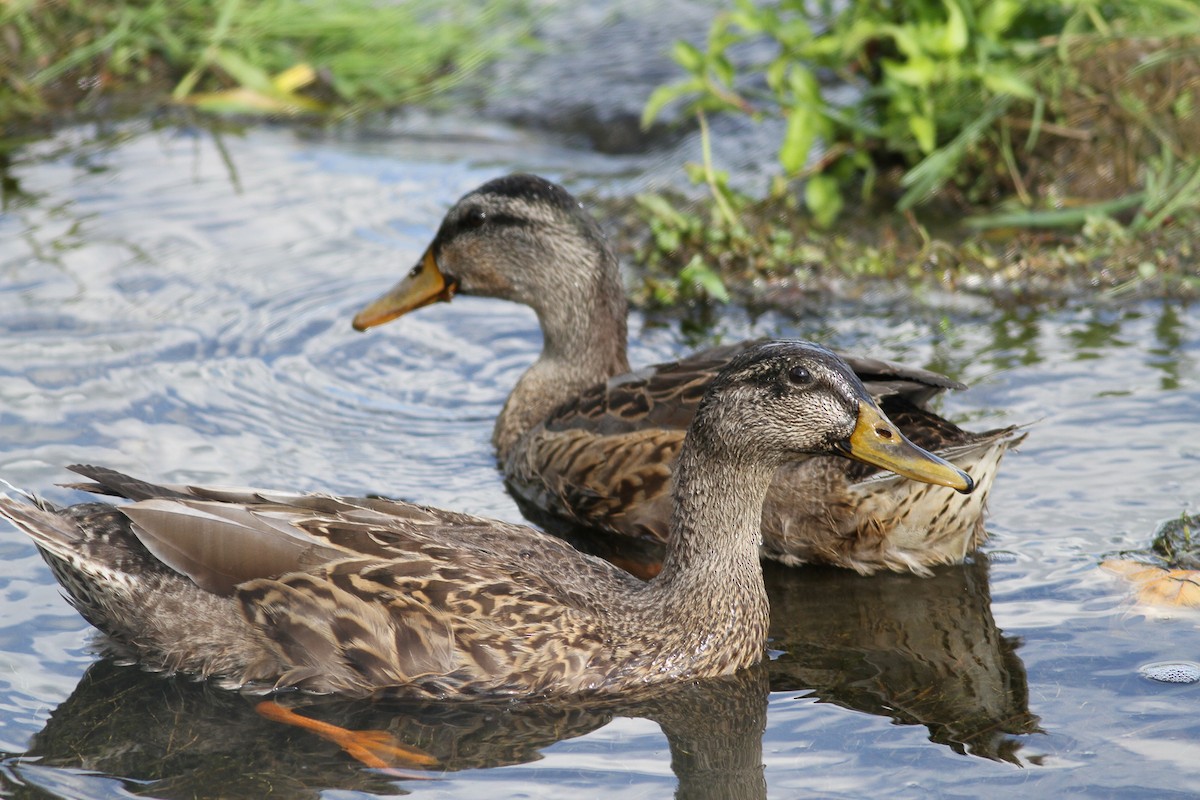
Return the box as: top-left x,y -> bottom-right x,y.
255,701 -> 440,771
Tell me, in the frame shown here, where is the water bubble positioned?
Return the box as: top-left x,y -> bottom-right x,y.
1139,661 -> 1200,684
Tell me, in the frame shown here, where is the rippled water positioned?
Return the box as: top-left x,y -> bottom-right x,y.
1,119 -> 1198,799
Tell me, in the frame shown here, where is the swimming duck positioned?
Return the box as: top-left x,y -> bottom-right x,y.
0,341 -> 971,698
353,174 -> 1022,575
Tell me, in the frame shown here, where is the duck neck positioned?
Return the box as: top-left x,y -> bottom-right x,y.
656,442 -> 774,586
492,245 -> 630,460
648,430 -> 774,650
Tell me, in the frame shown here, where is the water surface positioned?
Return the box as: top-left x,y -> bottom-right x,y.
0,120 -> 1198,798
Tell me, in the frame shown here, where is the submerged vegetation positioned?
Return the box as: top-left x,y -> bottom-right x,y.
634,0 -> 1200,304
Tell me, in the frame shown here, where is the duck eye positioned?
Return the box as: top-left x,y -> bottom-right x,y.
463,209 -> 487,229
787,365 -> 812,385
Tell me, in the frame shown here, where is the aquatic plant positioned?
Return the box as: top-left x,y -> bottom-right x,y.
644,0 -> 1200,227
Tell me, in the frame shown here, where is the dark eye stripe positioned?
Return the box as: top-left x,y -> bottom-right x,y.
482,213 -> 527,228
443,211 -> 528,243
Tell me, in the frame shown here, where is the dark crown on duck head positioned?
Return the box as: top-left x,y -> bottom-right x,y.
469,174 -> 582,214
433,174 -> 588,247
705,340 -> 851,394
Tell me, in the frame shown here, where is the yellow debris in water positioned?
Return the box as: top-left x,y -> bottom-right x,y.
272,64 -> 318,94
1102,559 -> 1200,608
178,64 -> 326,115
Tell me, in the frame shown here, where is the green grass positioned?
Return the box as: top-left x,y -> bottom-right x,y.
0,0 -> 531,125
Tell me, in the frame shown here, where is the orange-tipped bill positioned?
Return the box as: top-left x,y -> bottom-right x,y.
839,401 -> 975,494
352,247 -> 456,331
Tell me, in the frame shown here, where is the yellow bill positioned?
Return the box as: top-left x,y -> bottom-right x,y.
352,247 -> 456,331
841,401 -> 975,494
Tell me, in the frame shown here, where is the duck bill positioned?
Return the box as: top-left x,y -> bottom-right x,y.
352,247 -> 456,331
840,401 -> 976,494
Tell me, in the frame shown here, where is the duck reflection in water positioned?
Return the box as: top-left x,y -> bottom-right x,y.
763,556 -> 1041,762
531,521 -> 1041,762
7,558 -> 1037,799
10,660 -> 770,800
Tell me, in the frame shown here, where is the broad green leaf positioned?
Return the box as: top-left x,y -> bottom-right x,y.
642,82 -> 693,128
643,85 -> 681,127
672,40 -> 705,74
981,69 -> 1037,99
935,0 -> 969,56
885,23 -> 923,60
777,17 -> 814,49
787,63 -> 820,102
636,193 -> 691,229
766,58 -> 788,91
909,113 -> 936,153
713,54 -> 735,86
780,107 -> 818,174
728,10 -> 764,34
211,49 -> 274,93
978,0 -> 1023,37
680,255 -> 730,303
655,225 -> 682,252
709,29 -> 743,54
1174,89 -> 1194,120
805,173 -> 843,227
885,56 -> 937,87
832,19 -> 882,58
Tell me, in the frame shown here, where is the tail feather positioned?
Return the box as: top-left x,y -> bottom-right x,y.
63,464 -> 193,502
0,495 -> 81,560
0,478 -> 59,511
0,485 -> 263,681
935,424 -> 1028,464
854,424 -> 1028,490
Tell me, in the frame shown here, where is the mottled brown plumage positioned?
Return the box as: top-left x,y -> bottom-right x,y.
0,342 -> 972,698
353,174 -> 1024,575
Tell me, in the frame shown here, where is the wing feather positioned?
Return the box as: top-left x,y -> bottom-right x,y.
506,339 -> 987,549
123,499 -> 341,595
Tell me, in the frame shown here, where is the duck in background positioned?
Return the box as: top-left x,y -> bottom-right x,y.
353,174 -> 1022,575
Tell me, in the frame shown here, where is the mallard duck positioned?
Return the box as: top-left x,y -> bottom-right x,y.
0,341 -> 971,698
353,173 -> 1023,575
